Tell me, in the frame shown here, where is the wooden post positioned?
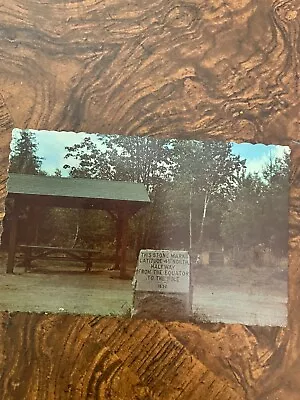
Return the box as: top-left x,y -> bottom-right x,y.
119,206 -> 129,279
7,198 -> 20,274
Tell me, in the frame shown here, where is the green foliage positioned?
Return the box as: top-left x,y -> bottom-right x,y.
2,131 -> 47,248
62,136 -> 289,258
172,140 -> 246,199
64,136 -> 114,180
38,208 -> 115,251
220,153 -> 289,256
54,168 -> 62,177
64,134 -> 176,193
5,129 -> 290,264
63,135 -> 178,251
9,130 -> 46,175
169,140 -> 246,250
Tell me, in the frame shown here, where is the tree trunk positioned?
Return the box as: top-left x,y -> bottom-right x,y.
72,210 -> 80,248
189,185 -> 193,251
199,192 -> 209,251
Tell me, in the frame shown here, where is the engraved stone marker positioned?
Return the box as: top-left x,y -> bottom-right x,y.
134,249 -> 190,293
132,249 -> 191,320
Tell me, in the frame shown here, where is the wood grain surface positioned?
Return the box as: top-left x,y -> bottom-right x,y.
0,1 -> 299,399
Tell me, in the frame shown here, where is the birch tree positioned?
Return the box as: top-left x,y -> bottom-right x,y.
173,140 -> 246,251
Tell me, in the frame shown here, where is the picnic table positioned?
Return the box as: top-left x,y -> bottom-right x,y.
17,245 -> 103,272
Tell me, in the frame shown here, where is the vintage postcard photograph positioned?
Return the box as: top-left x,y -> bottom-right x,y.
0,129 -> 290,326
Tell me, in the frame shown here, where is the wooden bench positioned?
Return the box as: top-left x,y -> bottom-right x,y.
17,245 -> 103,272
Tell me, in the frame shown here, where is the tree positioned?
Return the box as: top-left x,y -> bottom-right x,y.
172,140 -> 246,251
220,172 -> 265,253
260,151 -> 290,255
54,168 -> 62,177
220,150 -> 290,264
9,130 -> 45,175
63,134 -> 177,252
2,130 -> 46,248
63,134 -> 175,193
63,136 -> 115,180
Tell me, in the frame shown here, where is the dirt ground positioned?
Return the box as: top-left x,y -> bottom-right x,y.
192,264 -> 288,327
0,253 -> 288,326
0,256 -> 133,315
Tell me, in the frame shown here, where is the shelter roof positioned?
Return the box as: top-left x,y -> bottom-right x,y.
7,173 -> 150,211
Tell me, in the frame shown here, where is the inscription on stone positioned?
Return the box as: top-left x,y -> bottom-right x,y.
133,249 -> 190,293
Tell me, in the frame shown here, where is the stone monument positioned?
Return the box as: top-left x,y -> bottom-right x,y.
132,249 -> 192,321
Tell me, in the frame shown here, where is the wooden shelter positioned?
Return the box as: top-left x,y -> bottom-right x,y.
6,173 -> 150,278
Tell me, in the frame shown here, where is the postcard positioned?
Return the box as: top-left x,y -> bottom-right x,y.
0,128 -> 289,326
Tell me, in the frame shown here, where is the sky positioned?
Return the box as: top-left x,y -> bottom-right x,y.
231,142 -> 289,175
11,129 -> 290,177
